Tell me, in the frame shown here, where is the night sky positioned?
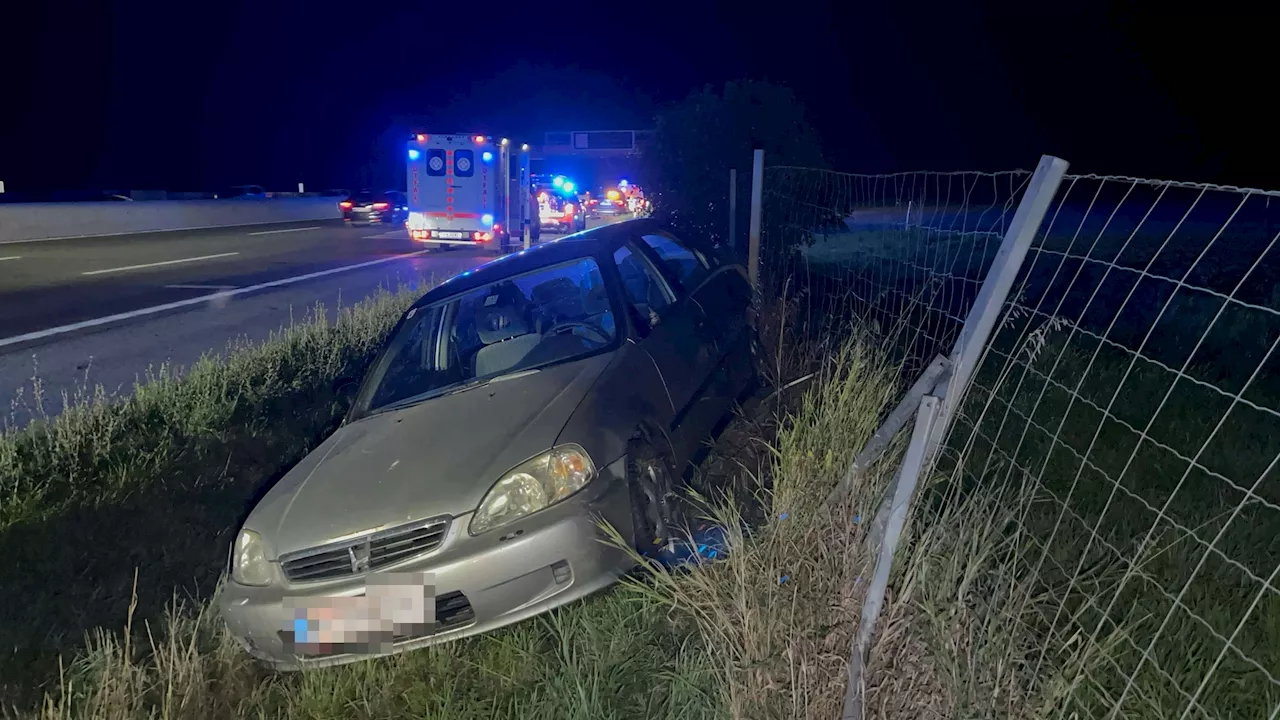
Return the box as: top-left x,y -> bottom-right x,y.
2,0 -> 1271,194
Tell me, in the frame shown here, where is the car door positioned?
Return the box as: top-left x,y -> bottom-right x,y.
635,230 -> 754,459
638,229 -> 753,371
610,240 -> 717,441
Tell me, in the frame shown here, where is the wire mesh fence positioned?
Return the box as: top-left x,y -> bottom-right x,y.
758,167 -> 1032,371
928,173 -> 1280,718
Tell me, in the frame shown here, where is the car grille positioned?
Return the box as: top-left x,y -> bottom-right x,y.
280,517 -> 450,583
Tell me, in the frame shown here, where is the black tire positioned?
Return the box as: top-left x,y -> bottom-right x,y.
626,434 -> 681,554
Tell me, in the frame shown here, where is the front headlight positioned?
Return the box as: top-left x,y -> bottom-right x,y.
230,528 -> 272,586
470,445 -> 596,535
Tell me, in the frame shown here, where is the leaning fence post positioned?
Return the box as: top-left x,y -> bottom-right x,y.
825,353 -> 951,508
747,149 -> 765,293
928,154 -> 1069,453
838,155 -> 1070,720
842,394 -> 942,720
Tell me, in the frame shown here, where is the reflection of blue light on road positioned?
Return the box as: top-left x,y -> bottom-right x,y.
481,151 -> 493,162
407,148 -> 421,160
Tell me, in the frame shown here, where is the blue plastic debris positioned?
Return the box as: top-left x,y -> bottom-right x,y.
653,522 -> 731,569
778,575 -> 790,585
853,514 -> 862,524
778,511 -> 789,521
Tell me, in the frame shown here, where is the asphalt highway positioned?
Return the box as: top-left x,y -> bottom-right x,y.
0,216 -> 626,427
0,220 -> 468,340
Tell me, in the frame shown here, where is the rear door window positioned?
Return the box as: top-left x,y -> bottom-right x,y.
639,232 -> 710,291
454,149 -> 475,177
425,149 -> 447,176
613,243 -> 674,335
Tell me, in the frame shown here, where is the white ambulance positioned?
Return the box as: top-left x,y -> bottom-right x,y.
404,133 -> 530,254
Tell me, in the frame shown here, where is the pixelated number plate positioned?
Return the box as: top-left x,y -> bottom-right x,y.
435,231 -> 466,239
283,572 -> 435,657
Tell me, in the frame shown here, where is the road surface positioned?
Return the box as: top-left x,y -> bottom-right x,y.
0,217 -> 625,428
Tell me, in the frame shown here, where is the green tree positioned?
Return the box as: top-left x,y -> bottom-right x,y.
642,80 -> 828,253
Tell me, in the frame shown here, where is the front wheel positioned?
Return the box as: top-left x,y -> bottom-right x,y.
626,437 -> 682,554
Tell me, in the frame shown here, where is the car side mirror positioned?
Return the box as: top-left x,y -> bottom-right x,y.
332,376 -> 360,399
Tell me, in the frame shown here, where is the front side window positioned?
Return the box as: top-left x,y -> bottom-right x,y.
355,257 -> 617,417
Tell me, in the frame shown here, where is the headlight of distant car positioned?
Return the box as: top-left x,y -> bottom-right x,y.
230,528 -> 272,586
470,445 -> 596,535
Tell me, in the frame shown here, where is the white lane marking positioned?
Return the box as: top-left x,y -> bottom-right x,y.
0,219 -> 341,246
0,250 -> 430,348
247,226 -> 322,236
0,256 -> 21,261
82,252 -> 240,276
164,284 -> 240,290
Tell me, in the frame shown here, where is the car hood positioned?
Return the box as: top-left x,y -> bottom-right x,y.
247,351 -> 616,559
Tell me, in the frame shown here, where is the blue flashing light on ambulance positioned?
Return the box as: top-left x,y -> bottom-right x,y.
404,133 -> 532,254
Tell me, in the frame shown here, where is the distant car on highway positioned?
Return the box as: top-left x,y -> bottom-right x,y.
219,219 -> 758,670
219,185 -> 267,199
340,190 -> 410,225
595,189 -> 629,217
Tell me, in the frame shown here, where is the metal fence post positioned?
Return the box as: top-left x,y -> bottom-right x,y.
729,168 -> 738,252
927,154 -> 1069,452
842,394 -> 942,720
838,155 -> 1070,720
747,150 -> 764,292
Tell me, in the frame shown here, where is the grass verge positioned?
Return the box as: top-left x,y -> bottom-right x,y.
2,281 -> 907,717
0,284 -> 423,705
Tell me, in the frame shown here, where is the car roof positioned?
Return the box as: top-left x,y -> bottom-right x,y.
412,218 -> 666,308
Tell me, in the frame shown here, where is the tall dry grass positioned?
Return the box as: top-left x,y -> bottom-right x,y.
616,327 -> 902,719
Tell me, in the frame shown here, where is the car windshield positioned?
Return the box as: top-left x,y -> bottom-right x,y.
350,191 -> 375,203
353,256 -> 617,418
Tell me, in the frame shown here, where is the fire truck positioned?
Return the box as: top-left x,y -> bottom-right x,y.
404,133 -> 533,254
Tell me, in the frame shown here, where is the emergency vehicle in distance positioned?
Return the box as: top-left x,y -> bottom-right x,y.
404,133 -> 532,254
531,173 -> 587,235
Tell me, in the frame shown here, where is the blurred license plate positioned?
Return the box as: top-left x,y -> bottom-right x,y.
283,572 -> 435,656
436,231 -> 465,239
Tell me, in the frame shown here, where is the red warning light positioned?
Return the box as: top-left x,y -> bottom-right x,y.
473,135 -> 485,144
